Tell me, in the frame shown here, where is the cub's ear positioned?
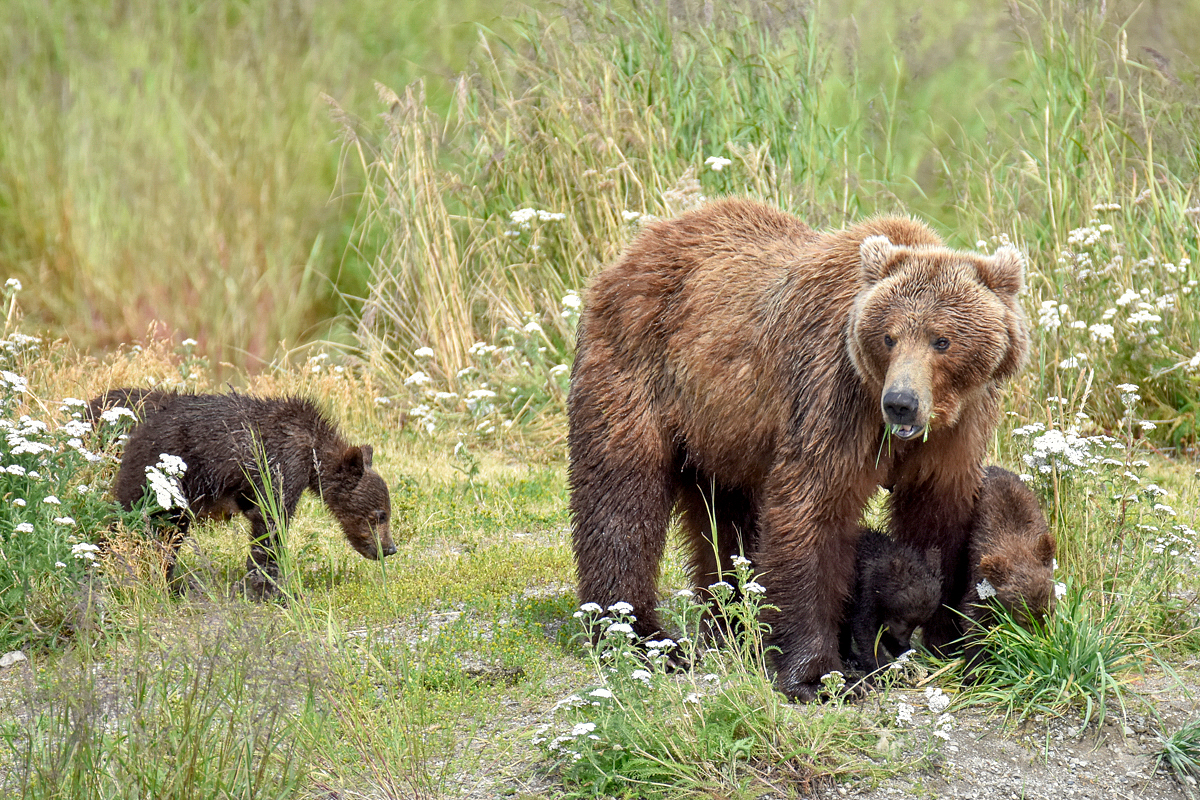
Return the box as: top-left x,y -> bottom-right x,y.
1035,531 -> 1057,564
979,554 -> 1011,586
360,444 -> 374,468
340,446 -> 367,479
859,236 -> 904,284
976,245 -> 1025,297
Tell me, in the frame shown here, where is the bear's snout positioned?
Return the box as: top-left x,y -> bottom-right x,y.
882,389 -> 920,426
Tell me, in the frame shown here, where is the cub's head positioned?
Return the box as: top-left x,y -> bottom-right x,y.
879,545 -> 943,654
976,530 -> 1057,627
848,234 -> 1030,440
326,444 -> 396,560
974,468 -> 1058,627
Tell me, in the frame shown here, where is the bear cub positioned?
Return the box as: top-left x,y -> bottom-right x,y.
957,466 -> 1057,675
98,389 -> 395,598
840,527 -> 942,673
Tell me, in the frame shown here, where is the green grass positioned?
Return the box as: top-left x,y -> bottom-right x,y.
0,0 -> 518,368
960,585 -> 1143,728
1157,718 -> 1200,788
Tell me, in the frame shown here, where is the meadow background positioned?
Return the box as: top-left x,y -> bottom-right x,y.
2,0 -> 1200,797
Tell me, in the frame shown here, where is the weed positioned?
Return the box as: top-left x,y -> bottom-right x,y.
962,584 -> 1141,728
1156,719 -> 1200,789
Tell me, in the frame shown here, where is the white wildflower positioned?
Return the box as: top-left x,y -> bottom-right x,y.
605,622 -> 635,638
71,542 -> 100,560
569,722 -> 596,738
976,578 -> 997,599
414,346 -> 434,359
100,406 -> 136,424
14,523 -> 33,534
704,155 -> 733,171
925,687 -> 950,713
404,371 -> 431,387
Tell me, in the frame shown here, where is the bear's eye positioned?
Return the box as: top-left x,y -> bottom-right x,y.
933,337 -> 950,352
883,334 -> 895,349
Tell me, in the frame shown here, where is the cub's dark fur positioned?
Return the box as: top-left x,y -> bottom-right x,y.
106,390 -> 394,598
87,387 -> 178,426
840,527 -> 942,672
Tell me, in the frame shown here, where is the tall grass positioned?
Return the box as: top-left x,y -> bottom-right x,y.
347,0 -> 1200,449
0,0 -> 513,367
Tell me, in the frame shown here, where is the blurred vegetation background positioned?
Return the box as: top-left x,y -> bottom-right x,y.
0,0 -> 515,364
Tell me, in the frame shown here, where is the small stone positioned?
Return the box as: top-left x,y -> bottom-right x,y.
0,650 -> 26,668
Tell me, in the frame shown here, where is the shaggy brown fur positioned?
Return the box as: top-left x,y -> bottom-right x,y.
568,197 -> 1029,700
86,387 -> 178,425
840,528 -> 942,673
109,391 -> 395,598
957,466 -> 1056,675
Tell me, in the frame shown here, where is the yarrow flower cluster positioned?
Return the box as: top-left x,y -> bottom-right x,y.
1013,423 -> 1112,477
143,453 -> 188,510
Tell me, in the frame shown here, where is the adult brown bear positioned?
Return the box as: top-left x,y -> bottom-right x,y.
568,198 -> 1030,700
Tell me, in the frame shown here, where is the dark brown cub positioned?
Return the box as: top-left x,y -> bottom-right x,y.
106,390 -> 394,598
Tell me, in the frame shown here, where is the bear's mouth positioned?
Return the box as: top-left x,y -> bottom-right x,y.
890,423 -> 925,440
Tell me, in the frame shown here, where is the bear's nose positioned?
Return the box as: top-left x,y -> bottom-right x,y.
382,542 -> 397,557
883,390 -> 920,425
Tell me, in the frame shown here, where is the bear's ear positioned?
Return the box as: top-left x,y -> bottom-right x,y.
859,236 -> 903,284
976,245 -> 1025,297
979,554 -> 1011,586
360,444 -> 374,468
1035,531 -> 1056,564
340,446 -> 367,480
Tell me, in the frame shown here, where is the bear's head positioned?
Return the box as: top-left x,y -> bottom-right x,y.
325,444 -> 397,560
848,236 -> 1030,440
976,527 -> 1056,627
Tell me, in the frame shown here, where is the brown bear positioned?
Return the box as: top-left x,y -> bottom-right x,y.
106,390 -> 395,598
840,527 -> 942,674
568,197 -> 1029,700
957,466 -> 1057,676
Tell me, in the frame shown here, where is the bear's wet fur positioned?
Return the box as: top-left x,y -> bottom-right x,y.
957,466 -> 1056,676
840,527 -> 942,673
107,390 -> 395,598
568,197 -> 1030,700
86,387 -> 179,426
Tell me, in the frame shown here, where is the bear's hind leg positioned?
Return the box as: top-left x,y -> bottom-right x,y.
568,383 -> 676,640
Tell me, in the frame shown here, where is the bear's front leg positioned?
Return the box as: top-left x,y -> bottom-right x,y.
241,508 -> 286,601
757,500 -> 859,702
